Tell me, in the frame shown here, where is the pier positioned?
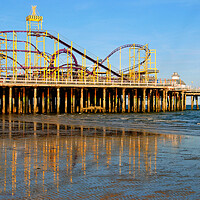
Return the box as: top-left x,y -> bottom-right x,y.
0,6 -> 199,114
0,79 -> 199,114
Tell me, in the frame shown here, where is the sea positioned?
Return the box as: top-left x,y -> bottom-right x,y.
0,107 -> 200,199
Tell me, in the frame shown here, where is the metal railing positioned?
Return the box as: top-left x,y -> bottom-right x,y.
185,88 -> 200,93
0,77 -> 194,90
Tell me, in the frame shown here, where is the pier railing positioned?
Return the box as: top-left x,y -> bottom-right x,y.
0,78 -> 193,90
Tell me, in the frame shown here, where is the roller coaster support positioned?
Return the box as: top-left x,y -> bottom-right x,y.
97,57 -> 99,82
13,31 -> 17,79
70,42 -> 73,81
148,49 -> 157,82
0,33 -> 8,78
120,47 -> 121,75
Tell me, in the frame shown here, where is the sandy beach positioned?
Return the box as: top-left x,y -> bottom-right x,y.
0,113 -> 200,199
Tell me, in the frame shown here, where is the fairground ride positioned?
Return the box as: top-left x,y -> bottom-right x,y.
0,6 -> 158,83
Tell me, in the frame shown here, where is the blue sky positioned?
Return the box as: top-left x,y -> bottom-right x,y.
1,0 -> 200,86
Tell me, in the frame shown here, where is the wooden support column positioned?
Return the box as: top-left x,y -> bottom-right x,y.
147,90 -> 151,113
23,87 -> 26,114
26,89 -> 29,113
99,97 -> 102,113
50,91 -> 53,113
34,87 -> 37,114
9,87 -> 12,114
29,98 -> 31,114
73,90 -> 76,113
142,89 -> 146,113
196,96 -> 199,110
57,88 -> 60,113
138,95 -> 141,113
171,92 -> 175,111
103,88 -> 106,113
20,90 -> 23,113
88,91 -> 90,109
134,89 -> 137,113
177,93 -> 180,111
153,90 -> 156,112
128,92 -> 131,113
42,91 -> 45,114
71,88 -> 73,113
118,94 -> 121,113
77,92 -> 79,113
18,89 -> 21,114
94,88 -> 97,113
180,92 -> 182,111
122,88 -> 126,113
168,93 -> 171,111
158,92 -> 161,112
2,88 -> 5,114
155,89 -> 158,112
191,96 -> 194,110
162,90 -> 166,112
12,96 -> 15,113
112,93 -> 115,113
47,88 -> 50,114
13,88 -> 17,113
165,90 -> 168,111
115,88 -> 118,113
65,91 -> 68,113
13,97 -> 15,113
131,90 -> 134,112
181,92 -> 184,111
171,92 -> 174,111
109,92 -> 111,113
184,94 -> 187,110
174,93 -> 177,111
150,89 -> 153,112
80,88 -> 83,113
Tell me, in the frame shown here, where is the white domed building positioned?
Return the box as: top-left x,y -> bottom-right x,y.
171,72 -> 186,86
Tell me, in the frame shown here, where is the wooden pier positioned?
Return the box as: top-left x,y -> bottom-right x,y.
0,79 -> 199,114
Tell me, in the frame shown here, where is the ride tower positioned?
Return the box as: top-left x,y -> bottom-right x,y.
25,6 -> 46,80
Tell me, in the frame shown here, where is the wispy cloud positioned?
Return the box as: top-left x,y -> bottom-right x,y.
127,0 -> 200,6
74,1 -> 94,11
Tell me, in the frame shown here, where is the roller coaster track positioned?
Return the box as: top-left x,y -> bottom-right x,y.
0,38 -> 44,55
101,44 -> 150,73
0,50 -> 79,72
0,39 -> 79,72
44,32 -> 122,77
0,52 -> 85,75
0,53 -> 25,69
0,38 -> 79,67
50,48 -> 78,68
0,38 -> 51,62
0,38 -> 78,69
0,30 -> 121,77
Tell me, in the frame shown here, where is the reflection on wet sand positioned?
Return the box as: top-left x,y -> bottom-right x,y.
0,118 -> 185,199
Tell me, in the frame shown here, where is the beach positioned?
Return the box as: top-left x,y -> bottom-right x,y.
0,111 -> 200,199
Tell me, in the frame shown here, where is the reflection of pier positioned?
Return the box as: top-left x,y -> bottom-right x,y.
0,120 -> 182,196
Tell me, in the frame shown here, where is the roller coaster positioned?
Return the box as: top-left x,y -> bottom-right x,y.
0,6 -> 158,83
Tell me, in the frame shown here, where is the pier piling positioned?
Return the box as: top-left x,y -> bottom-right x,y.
0,84 -> 198,114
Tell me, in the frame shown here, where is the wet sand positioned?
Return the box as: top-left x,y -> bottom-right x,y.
0,115 -> 200,199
